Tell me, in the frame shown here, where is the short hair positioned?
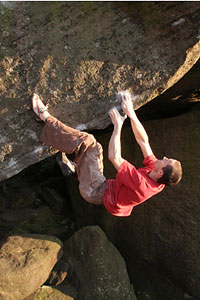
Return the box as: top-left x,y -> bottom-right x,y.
158,160 -> 182,186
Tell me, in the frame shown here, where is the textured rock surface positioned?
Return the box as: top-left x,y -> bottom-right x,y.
68,105 -> 200,299
0,104 -> 199,299
123,106 -> 200,299
25,286 -> 74,300
0,156 -> 77,241
0,234 -> 63,300
63,226 -> 136,300
1,1 -> 200,181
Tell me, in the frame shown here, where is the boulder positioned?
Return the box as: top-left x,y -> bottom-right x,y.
38,187 -> 66,213
1,1 -> 200,181
69,105 -> 200,299
0,156 -> 76,240
0,234 -> 63,300
137,58 -> 200,121
119,105 -> 200,299
63,226 -> 136,300
0,205 -> 74,239
24,286 -> 74,300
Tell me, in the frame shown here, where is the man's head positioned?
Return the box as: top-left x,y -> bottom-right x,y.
155,157 -> 182,186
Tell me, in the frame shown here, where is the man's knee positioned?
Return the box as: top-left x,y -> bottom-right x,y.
79,181 -> 106,206
80,189 -> 102,205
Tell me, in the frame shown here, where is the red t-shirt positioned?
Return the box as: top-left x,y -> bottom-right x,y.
103,154 -> 165,217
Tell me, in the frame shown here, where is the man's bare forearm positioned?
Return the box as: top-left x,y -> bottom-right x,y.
129,110 -> 149,146
108,108 -> 126,171
121,92 -> 152,158
108,125 -> 122,160
108,124 -> 124,171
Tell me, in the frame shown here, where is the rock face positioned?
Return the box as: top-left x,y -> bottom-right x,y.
24,226 -> 136,299
122,106 -> 200,299
25,286 -> 74,300
1,104 -> 200,298
63,226 -> 136,300
68,105 -> 200,299
0,234 -> 63,300
1,1 -> 200,181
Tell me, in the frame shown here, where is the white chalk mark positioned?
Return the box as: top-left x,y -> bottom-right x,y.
76,124 -> 87,130
171,18 -> 185,27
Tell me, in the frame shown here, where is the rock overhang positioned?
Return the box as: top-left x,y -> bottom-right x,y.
1,1 -> 200,181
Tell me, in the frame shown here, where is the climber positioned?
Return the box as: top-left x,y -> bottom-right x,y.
32,91 -> 182,217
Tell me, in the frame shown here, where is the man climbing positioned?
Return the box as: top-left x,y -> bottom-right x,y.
32,91 -> 182,217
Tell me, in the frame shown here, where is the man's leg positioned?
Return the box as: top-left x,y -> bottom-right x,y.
41,115 -> 106,204
32,94 -> 106,204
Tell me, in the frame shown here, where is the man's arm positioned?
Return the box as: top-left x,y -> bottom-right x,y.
121,92 -> 153,158
108,107 -> 127,171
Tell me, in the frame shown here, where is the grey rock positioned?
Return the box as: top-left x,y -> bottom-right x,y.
1,2 -> 200,181
96,107 -> 200,299
63,226 -> 136,300
38,187 -> 66,213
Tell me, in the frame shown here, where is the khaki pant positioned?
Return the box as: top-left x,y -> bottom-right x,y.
41,116 -> 106,204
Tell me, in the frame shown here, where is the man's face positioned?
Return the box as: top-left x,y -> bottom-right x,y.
155,157 -> 177,172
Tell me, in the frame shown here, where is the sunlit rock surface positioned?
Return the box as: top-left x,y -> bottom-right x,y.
1,1 -> 200,181
25,286 -> 74,300
0,234 -> 62,300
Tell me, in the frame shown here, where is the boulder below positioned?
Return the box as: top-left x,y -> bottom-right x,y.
1,2 -> 200,181
0,234 -> 63,300
25,286 -> 74,300
62,226 -> 136,300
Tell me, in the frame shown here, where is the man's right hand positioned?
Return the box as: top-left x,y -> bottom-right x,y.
121,92 -> 134,118
109,107 -> 127,128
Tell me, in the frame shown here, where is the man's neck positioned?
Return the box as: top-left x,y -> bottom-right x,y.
148,170 -> 158,182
